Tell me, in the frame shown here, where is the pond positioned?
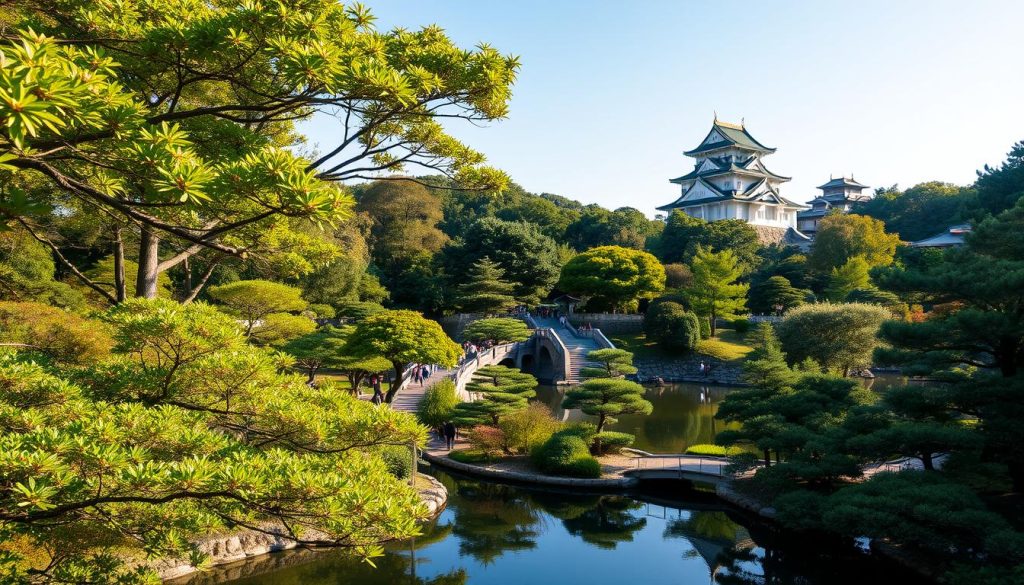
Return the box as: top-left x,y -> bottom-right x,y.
179,467 -> 930,585
535,374 -> 908,453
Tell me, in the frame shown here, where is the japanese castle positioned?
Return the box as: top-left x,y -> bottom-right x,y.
796,176 -> 872,235
657,118 -> 810,246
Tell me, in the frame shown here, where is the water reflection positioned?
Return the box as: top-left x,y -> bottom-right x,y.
536,374 -> 909,454
186,467 -> 928,585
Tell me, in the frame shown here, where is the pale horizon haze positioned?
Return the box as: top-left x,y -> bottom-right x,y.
301,0 -> 1024,215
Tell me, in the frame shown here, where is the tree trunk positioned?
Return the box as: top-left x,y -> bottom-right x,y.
384,362 -> 404,403
921,452 -> 934,471
182,256 -> 192,300
135,224 -> 160,298
763,448 -> 771,467
710,310 -> 717,337
306,366 -> 317,384
113,226 -> 126,303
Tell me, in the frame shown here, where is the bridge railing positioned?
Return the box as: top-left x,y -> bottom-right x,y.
451,342 -> 522,398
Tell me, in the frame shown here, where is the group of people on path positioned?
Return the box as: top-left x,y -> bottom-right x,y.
412,363 -> 435,386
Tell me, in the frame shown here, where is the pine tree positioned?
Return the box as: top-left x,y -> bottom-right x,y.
456,257 -> 518,315
825,256 -> 871,301
453,365 -> 538,426
580,348 -> 638,379
687,246 -> 749,337
561,378 -> 652,435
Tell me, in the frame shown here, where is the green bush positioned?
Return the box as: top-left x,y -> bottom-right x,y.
684,443 -> 744,457
379,445 -> 413,479
417,379 -> 460,428
448,449 -> 500,464
731,318 -> 751,334
593,431 -> 634,454
530,428 -> 602,478
643,301 -> 700,352
498,403 -> 561,454
699,317 -> 711,340
307,303 -> 336,319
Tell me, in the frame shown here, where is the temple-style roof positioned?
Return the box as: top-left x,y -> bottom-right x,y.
669,155 -> 791,184
910,224 -> 971,248
818,176 -> 869,190
684,119 -> 777,156
656,176 -> 806,212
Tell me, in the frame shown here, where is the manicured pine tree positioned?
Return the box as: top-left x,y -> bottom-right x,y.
453,365 -> 538,426
561,378 -> 652,450
456,257 -> 518,315
580,348 -> 638,379
462,317 -> 532,345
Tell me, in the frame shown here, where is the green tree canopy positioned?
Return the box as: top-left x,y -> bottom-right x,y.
824,256 -> 871,301
0,299 -> 427,582
344,310 -> 461,402
281,326 -> 351,383
975,139 -> 1024,215
456,257 -> 518,315
462,318 -> 531,345
580,348 -> 638,379
453,365 -> 538,427
564,206 -> 662,251
856,182 -> 977,241
808,213 -> 901,272
747,275 -> 807,314
0,300 -> 112,366
207,279 -> 308,338
0,3 -> 516,301
439,217 -> 562,306
557,245 -> 665,312
643,301 -> 701,353
776,302 -> 889,376
654,212 -> 761,274
562,378 -> 652,437
686,246 -> 748,337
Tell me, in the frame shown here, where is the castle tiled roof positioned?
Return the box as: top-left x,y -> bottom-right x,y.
684,120 -> 776,156
817,176 -> 869,190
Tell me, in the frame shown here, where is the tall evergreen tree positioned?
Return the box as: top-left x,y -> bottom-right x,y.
686,246 -> 748,337
456,257 -> 518,314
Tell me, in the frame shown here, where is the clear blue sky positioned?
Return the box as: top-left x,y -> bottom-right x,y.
300,0 -> 1024,214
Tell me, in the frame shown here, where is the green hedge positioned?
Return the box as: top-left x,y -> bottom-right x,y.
379,445 -> 413,479
684,443 -> 744,457
530,428 -> 602,478
593,431 -> 634,454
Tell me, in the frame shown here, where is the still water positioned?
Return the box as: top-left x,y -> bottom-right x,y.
181,467 -> 928,585
536,375 -> 907,453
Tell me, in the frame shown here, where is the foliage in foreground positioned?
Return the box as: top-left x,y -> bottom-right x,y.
0,299 -> 428,583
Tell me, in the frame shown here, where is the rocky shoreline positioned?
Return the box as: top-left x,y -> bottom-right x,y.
159,474 -> 448,583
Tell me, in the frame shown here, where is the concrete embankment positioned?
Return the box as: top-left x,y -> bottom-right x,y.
159,474 -> 448,582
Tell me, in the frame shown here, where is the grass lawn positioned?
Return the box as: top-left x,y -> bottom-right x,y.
610,328 -> 753,363
697,329 -> 754,362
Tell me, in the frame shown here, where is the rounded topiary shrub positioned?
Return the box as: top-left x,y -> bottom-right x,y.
731,318 -> 751,334
530,429 -> 601,478
644,301 -> 700,352
592,431 -> 634,454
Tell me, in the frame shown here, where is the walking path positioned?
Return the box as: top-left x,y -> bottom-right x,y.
389,366 -> 452,413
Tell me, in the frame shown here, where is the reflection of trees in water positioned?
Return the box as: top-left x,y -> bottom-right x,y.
449,480 -> 542,564
528,491 -> 648,549
187,548 -> 468,585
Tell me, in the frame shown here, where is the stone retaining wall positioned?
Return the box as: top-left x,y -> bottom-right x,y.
422,451 -> 638,489
159,474 -> 448,582
568,313 -> 644,334
634,356 -> 747,386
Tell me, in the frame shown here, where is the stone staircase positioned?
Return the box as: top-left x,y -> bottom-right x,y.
533,317 -> 602,384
